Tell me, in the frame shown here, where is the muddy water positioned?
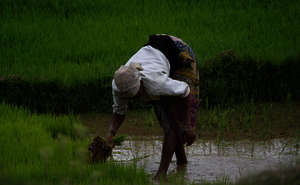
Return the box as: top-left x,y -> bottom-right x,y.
112,137 -> 299,183
81,112 -> 299,183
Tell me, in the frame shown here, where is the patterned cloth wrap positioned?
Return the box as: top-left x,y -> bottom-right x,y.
146,34 -> 199,133
170,36 -> 199,128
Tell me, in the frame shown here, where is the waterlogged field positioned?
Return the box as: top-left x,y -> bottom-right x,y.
81,102 -> 300,184
0,103 -> 149,185
112,137 -> 299,184
0,102 -> 299,184
0,0 -> 299,85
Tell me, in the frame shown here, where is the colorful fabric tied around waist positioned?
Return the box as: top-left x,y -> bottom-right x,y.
171,38 -> 199,128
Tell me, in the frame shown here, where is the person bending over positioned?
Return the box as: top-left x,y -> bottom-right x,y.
106,34 -> 199,181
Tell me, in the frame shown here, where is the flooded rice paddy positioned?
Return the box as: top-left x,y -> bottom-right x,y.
81,111 -> 299,183
112,137 -> 299,183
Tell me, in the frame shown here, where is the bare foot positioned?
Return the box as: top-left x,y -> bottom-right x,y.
176,163 -> 187,174
153,174 -> 168,184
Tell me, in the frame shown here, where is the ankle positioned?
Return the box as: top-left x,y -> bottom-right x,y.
176,160 -> 187,166
154,173 -> 167,182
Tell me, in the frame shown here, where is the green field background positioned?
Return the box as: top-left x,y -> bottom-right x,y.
1,0 -> 299,85
1,1 -> 299,184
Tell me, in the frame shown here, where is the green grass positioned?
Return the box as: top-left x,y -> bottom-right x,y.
0,0 -> 299,85
0,103 -> 150,185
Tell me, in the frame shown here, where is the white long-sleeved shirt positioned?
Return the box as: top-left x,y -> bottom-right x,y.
112,45 -> 190,115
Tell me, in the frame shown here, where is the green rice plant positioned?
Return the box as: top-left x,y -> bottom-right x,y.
238,101 -> 256,132
216,110 -> 229,142
247,100 -> 256,131
1,0 -> 299,85
295,124 -> 300,155
112,135 -> 127,146
209,109 -> 219,129
261,104 -> 271,139
0,103 -> 150,185
145,107 -> 156,128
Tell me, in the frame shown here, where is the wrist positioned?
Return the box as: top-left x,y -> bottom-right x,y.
182,86 -> 190,98
108,130 -> 116,138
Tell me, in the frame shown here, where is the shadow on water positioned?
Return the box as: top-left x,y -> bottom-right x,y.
111,137 -> 299,183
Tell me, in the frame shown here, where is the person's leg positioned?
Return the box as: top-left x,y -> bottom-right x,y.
153,101 -> 177,181
174,139 -> 188,175
167,97 -> 188,166
154,128 -> 177,181
152,98 -> 190,180
175,140 -> 187,166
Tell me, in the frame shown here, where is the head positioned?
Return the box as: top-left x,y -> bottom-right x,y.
114,62 -> 143,98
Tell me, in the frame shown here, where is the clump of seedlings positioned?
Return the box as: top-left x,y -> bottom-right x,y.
88,135 -> 127,163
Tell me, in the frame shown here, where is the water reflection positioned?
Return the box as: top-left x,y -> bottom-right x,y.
112,137 -> 299,183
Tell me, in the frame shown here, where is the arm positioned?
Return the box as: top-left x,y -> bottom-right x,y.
166,93 -> 196,146
106,113 -> 125,143
181,93 -> 196,146
108,84 -> 128,145
142,71 -> 190,98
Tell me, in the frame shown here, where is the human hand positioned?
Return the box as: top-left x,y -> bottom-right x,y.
183,129 -> 196,146
106,135 -> 115,148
